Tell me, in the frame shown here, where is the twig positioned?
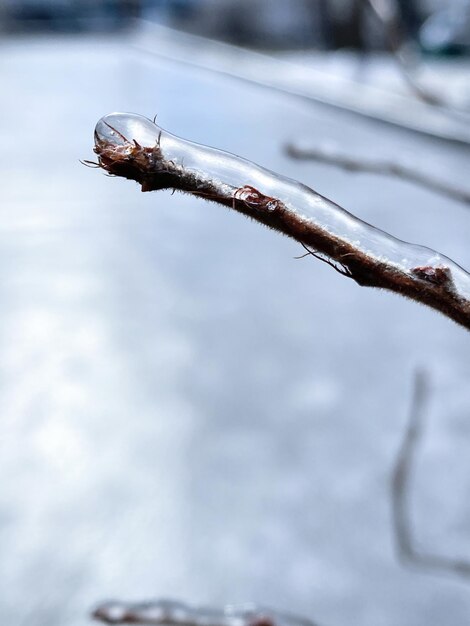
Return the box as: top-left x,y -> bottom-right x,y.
91,112 -> 470,331
295,242 -> 353,278
91,599 -> 320,626
391,370 -> 470,580
285,143 -> 470,207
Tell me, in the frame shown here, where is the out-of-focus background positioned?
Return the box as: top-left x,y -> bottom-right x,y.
1,2 -> 470,626
2,0 -> 470,52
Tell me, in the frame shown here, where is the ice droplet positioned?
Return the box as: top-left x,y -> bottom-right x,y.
95,112 -> 161,147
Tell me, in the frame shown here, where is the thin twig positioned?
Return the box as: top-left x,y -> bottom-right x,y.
296,242 -> 353,278
391,370 -> 470,580
285,143 -> 470,207
91,112 -> 470,331
92,600 -> 320,626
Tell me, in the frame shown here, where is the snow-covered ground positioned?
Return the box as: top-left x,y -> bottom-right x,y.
1,34 -> 470,626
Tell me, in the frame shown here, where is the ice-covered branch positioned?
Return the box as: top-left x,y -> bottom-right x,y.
91,113 -> 470,331
285,143 -> 470,207
391,371 -> 470,581
91,599 -> 320,626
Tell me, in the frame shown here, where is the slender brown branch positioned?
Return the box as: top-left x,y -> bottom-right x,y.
391,370 -> 470,580
285,143 -> 470,207
91,113 -> 470,331
92,600 -> 320,626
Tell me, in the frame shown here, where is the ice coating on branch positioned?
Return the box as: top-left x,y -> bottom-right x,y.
94,113 -> 470,303
95,113 -> 161,148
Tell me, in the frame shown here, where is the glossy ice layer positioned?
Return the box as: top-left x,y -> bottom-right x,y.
95,113 -> 161,148
95,113 -> 470,298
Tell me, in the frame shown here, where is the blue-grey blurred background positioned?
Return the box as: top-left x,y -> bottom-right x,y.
1,2 -> 470,626
0,0 -> 470,52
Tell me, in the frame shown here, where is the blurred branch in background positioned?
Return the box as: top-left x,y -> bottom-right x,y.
285,142 -> 470,207
92,600 -> 321,626
391,371 -> 470,581
362,0 -> 445,106
361,0 -> 470,110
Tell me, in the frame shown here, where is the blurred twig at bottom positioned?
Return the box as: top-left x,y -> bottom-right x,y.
92,600 -> 320,626
391,370 -> 470,580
